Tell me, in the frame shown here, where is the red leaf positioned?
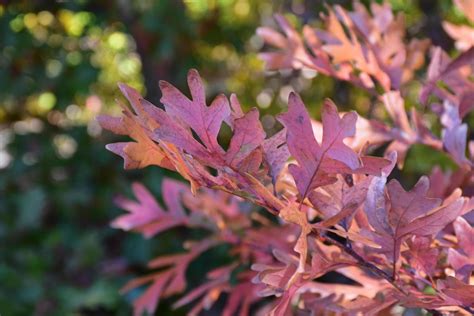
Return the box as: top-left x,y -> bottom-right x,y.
403,236 -> 439,276
278,93 -> 333,199
123,240 -> 219,316
262,129 -> 290,185
279,201 -> 312,273
453,216 -> 474,258
159,69 -> 230,153
154,69 -> 267,180
365,175 -> 465,266
438,276 -> 474,306
309,174 -> 370,228
278,93 -> 386,201
111,179 -> 188,238
448,216 -> 474,281
225,108 -> 265,167
256,14 -> 310,70
97,89 -> 173,170
258,4 -> 429,91
421,47 -> 474,107
441,101 -> 470,166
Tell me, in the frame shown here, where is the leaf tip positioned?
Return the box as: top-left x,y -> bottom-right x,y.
323,98 -> 337,111
187,68 -> 201,80
158,80 -> 170,90
287,91 -> 301,107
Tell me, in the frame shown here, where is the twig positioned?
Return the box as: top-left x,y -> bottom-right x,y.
461,305 -> 474,315
316,231 -> 474,315
316,231 -> 408,295
426,309 -> 443,316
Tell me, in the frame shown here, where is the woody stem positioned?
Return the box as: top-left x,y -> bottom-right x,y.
316,231 -> 407,295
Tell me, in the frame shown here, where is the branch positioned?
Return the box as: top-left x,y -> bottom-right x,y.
426,309 -> 443,316
315,231 -> 408,295
461,305 -> 474,315
316,231 -> 474,315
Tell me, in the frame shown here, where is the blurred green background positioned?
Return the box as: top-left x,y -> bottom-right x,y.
0,0 -> 468,315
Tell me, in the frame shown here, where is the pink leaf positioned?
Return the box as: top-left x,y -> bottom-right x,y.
225,108 -> 266,167
262,129 -> 290,185
159,69 -> 230,153
278,93 -> 383,201
453,216 -> 474,258
111,180 -> 188,238
365,174 -> 464,266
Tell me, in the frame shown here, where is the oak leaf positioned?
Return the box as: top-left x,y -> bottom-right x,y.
365,175 -> 465,267
278,92 -> 388,201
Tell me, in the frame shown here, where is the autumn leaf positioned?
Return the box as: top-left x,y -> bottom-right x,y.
442,0 -> 474,51
97,84 -> 173,170
156,69 -> 266,175
309,174 -> 370,229
279,201 -> 312,273
112,179 -> 189,238
365,176 -> 465,269
172,264 -> 234,315
278,92 -> 387,201
403,236 -> 439,277
278,93 -> 334,200
438,276 -> 474,307
258,3 -> 429,91
441,101 -> 470,166
160,69 -> 230,153
99,12 -> 474,312
256,14 -> 310,70
225,108 -> 265,168
121,240 -> 218,316
448,216 -> 474,281
262,129 -> 290,186
420,47 -> 474,110
321,4 -> 391,90
336,291 -> 398,315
